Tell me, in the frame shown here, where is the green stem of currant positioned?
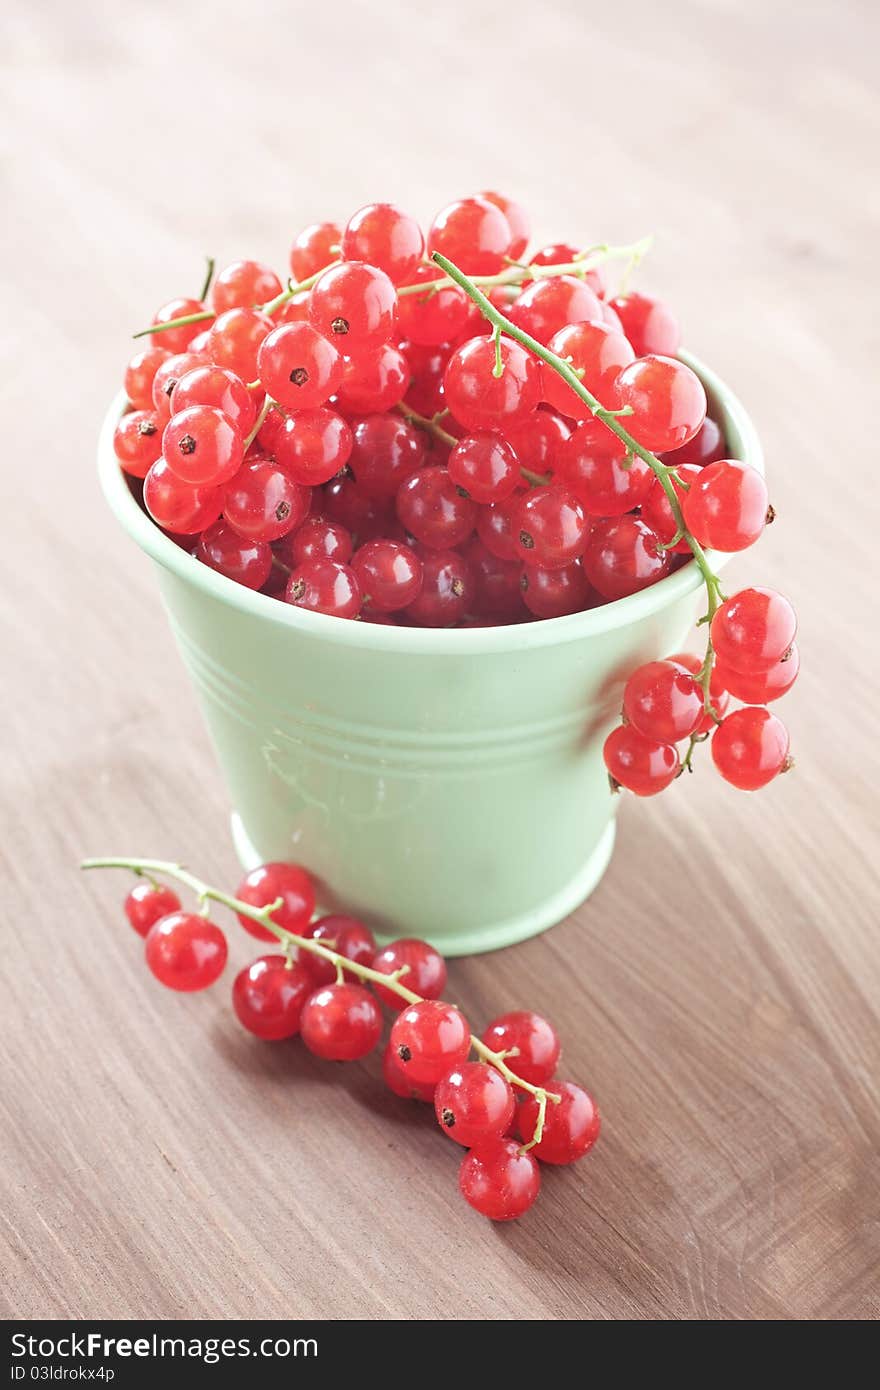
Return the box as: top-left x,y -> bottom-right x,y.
79,857 -> 560,1136
395,402 -> 458,448
243,394 -> 273,451
396,236 -> 652,298
132,260 -> 341,341
430,249 -> 727,732
199,256 -> 216,302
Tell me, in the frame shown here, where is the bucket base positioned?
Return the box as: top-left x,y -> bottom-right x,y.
230,813 -> 616,959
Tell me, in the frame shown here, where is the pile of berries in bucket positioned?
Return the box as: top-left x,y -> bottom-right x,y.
113,192 -> 796,796
82,856 -> 598,1222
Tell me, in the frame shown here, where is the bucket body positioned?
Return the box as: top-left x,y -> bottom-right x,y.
99,357 -> 760,955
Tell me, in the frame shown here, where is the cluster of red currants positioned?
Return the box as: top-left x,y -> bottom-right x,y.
114,193 -> 730,626
106,857 -> 599,1222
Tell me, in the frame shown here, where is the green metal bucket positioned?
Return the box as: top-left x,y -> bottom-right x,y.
98,355 -> 761,955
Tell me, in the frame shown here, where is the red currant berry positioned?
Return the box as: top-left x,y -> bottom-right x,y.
308,261 -> 397,349
543,321 -> 635,417
303,915 -> 377,986
285,559 -> 362,618
341,203 -> 425,284
615,355 -> 707,452
232,955 -> 313,1040
170,365 -> 256,437
640,465 -> 703,553
623,660 -> 704,743
435,1063 -> 515,1147
459,1137 -> 540,1221
289,221 -> 341,281
682,460 -> 770,552
582,516 -> 671,601
144,911 -> 227,991
710,588 -> 797,673
113,410 -> 162,478
558,425 -> 653,516
610,292 -> 681,357
212,260 -> 282,315
465,538 -> 526,621
510,276 -> 603,345
520,561 -> 593,619
517,1080 -> 600,1163
371,938 -> 448,1010
150,297 -> 207,354
125,346 -> 171,410
481,1011 -> 561,1086
448,433 -> 519,504
480,191 -> 530,260
187,330 -> 211,353
712,707 -> 791,790
162,406 -> 243,486
322,475 -> 392,541
502,408 -> 571,475
348,414 -> 426,499
715,642 -> 800,704
278,517 -> 352,567
206,308 -> 274,382
196,519 -> 272,589
352,539 -> 423,612
224,460 -> 311,542
396,265 -> 472,346
335,344 -> 409,415
256,323 -> 342,411
528,244 -> 606,295
444,336 -> 541,432
152,351 -> 210,421
403,548 -> 474,626
235,862 -> 316,942
124,881 -> 181,937
272,408 -> 353,486
666,652 -> 731,733
513,486 -> 587,569
382,1043 -> 437,1102
300,982 -> 382,1061
389,999 -> 471,1083
660,415 -> 726,468
428,196 -> 512,276
144,460 -> 223,534
603,724 -> 680,795
402,341 -> 448,417
476,495 -> 520,561
396,467 -> 477,550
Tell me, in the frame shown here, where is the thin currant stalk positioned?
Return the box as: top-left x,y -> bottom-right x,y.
243,394 -> 274,451
199,256 -> 216,302
79,857 -> 560,1147
430,250 -> 727,736
131,261 -> 342,341
395,402 -> 551,489
396,235 -> 652,298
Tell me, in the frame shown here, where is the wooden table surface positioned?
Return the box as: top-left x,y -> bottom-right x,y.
2,0 -> 878,1322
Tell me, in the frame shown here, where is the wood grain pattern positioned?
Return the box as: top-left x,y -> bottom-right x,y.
1,0 -> 878,1321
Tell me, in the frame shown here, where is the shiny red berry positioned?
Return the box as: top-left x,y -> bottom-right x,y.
113,410 -> 162,478
289,221 -> 341,281
481,1011 -> 561,1086
125,346 -> 171,410
124,881 -> 181,937
448,433 -> 520,504
257,323 -> 343,411
615,355 -> 707,452
582,517 -> 671,601
162,406 -> 243,486
444,335 -> 541,432
396,265 -> 471,347
206,308 -> 274,382
272,408 -> 353,486
300,983 -> 382,1061
279,517 -> 352,567
459,1137 -> 540,1221
212,260 -> 282,315
712,707 -> 791,790
428,196 -> 513,276
513,486 -> 587,569
308,261 -> 397,349
667,652 -> 731,733
640,465 -> 703,553
517,1081 -> 600,1163
610,292 -> 681,357
543,322 -> 635,417
558,425 -> 653,517
224,460 -> 311,543
170,365 -> 256,437
348,414 -> 426,499
403,548 -> 474,626
710,588 -> 797,673
335,344 -> 409,415
435,1063 -> 515,1147
301,915 -> 376,987
143,460 -> 223,535
196,519 -> 273,589
150,297 -> 206,354
285,559 -> 362,619
341,203 -> 425,284
479,191 -> 529,260
682,460 -> 770,552
371,938 -> 447,1011
144,911 -> 227,991
623,660 -> 704,743
603,724 -> 680,795
510,275 -> 602,345
520,561 -> 593,619
714,643 -> 800,704
389,999 -> 471,1083
396,467 -> 477,550
235,862 -> 316,943
232,955 -> 313,1040
382,1043 -> 437,1102
352,539 -> 423,612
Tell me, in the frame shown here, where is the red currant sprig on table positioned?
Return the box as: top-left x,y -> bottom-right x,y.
81,856 -> 600,1222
